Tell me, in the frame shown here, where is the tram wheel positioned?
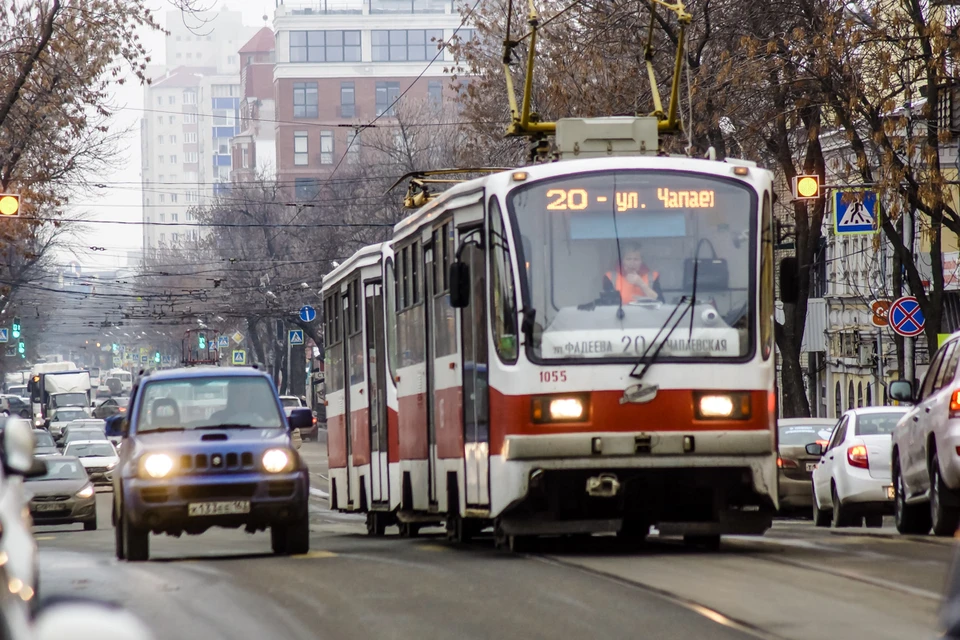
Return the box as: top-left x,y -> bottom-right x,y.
683,534 -> 721,551
397,521 -> 420,538
366,512 -> 387,537
508,534 -> 537,553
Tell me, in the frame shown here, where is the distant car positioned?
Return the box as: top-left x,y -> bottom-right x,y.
0,395 -> 30,418
280,396 -> 317,441
24,455 -> 97,530
92,397 -> 128,419
6,384 -> 27,399
32,429 -> 59,457
63,440 -> 118,485
46,408 -> 91,440
810,407 -> 908,528
114,367 -> 311,561
777,418 -> 836,512
61,428 -> 108,449
102,377 -> 123,397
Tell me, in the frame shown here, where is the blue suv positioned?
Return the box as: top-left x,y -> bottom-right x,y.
111,367 -> 312,561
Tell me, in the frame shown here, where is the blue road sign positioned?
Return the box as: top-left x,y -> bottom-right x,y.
299,305 -> 317,323
140,355 -> 148,363
217,335 -> 229,348
0,328 -> 8,343
890,296 -> 925,337
835,191 -> 879,235
232,349 -> 247,365
289,329 -> 304,345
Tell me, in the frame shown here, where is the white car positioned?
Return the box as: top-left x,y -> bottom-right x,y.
46,407 -> 91,440
810,407 -> 907,528
63,439 -> 119,485
890,331 -> 960,536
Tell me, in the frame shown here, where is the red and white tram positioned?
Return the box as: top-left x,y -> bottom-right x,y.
325,124 -> 778,548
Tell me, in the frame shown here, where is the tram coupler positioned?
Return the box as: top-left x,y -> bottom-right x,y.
585,473 -> 621,498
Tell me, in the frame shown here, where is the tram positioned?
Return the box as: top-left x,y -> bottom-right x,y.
323,117 -> 778,548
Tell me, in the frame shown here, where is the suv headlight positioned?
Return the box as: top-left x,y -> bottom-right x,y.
142,453 -> 174,478
262,449 -> 291,473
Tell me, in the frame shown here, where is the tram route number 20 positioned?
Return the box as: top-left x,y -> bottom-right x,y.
539,370 -> 568,383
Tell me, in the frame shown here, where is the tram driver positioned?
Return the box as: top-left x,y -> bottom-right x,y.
604,242 -> 664,303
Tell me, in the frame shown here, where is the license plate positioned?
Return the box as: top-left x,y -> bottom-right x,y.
187,501 -> 250,516
32,503 -> 64,512
806,462 -> 818,472
886,485 -> 895,500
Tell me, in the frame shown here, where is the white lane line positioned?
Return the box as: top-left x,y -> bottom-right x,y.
309,488 -> 329,499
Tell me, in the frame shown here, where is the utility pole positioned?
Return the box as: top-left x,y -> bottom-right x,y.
877,238 -> 885,405
904,206 -> 915,386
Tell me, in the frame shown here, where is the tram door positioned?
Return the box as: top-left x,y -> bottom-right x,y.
340,290 -> 352,505
364,282 -> 388,504
460,239 -> 490,507
423,245 -> 439,504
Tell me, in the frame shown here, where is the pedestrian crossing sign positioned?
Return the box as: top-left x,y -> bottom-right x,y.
232,349 -> 247,365
834,191 -> 878,235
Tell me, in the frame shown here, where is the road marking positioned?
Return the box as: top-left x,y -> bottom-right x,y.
34,536 -> 56,541
309,488 -> 329,499
417,543 -> 450,552
295,550 -> 338,559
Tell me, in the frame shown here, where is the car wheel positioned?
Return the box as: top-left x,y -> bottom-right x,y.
865,514 -> 883,528
831,484 -> 855,528
122,513 -> 149,561
894,456 -> 931,534
812,486 -> 831,527
114,504 -> 125,560
285,517 -> 310,555
930,457 -> 960,537
270,524 -> 288,555
84,515 -> 97,531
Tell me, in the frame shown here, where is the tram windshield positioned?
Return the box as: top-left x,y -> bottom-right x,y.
508,170 -> 756,362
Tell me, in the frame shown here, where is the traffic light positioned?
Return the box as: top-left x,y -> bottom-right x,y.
792,175 -> 821,200
154,351 -> 161,363
12,316 -> 20,339
198,333 -> 206,350
0,194 -> 20,217
17,340 -> 24,355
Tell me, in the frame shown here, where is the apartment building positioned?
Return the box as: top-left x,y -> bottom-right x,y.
232,28 -> 278,182
272,0 -> 468,199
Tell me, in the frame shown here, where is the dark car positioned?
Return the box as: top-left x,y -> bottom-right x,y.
112,368 -> 312,562
24,456 -> 97,530
93,397 -> 128,419
32,429 -> 59,456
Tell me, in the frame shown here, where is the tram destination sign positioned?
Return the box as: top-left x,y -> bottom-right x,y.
540,329 -> 740,359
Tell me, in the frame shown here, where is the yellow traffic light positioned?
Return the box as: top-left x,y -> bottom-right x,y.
0,194 -> 20,216
793,176 -> 820,200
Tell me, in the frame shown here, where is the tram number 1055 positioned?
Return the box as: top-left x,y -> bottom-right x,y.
539,370 -> 568,383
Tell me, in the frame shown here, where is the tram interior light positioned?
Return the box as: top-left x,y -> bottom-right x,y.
694,392 -> 751,420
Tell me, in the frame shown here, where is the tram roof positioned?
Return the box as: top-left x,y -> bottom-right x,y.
321,242 -> 384,292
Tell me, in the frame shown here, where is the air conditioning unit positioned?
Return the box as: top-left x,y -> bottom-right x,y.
858,343 -> 876,367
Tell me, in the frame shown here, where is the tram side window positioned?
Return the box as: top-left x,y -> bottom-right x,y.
347,278 -> 365,385
385,258 -> 400,379
760,193 -> 774,360
397,240 -> 426,367
324,292 -> 345,393
489,198 -> 518,362
433,222 -> 457,358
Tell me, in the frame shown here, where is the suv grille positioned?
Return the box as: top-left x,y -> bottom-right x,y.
178,484 -> 257,500
179,452 -> 255,473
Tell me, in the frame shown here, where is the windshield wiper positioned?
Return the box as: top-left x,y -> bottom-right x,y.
195,424 -> 257,430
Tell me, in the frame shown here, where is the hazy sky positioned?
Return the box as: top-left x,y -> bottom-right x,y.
62,0 -> 272,271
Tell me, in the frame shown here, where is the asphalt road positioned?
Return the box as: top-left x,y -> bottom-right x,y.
33,438 -> 956,640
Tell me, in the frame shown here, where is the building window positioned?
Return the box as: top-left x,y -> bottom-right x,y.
293,82 -> 319,118
159,211 -> 165,219
158,155 -> 164,164
186,211 -> 194,221
168,115 -> 176,124
346,130 -> 360,163
289,30 -> 361,62
428,80 -> 443,105
242,144 -> 249,168
847,380 -> 854,411
157,135 -> 164,144
158,174 -> 164,182
184,112 -> 198,124
156,97 -> 162,106
372,30 -> 443,61
340,81 -> 355,118
227,55 -> 236,64
185,171 -> 198,181
320,131 -> 334,164
185,152 -> 198,163
172,212 -> 179,221
157,116 -> 162,124
171,194 -> 178,203
376,81 -> 401,116
294,131 -> 309,165
169,135 -> 177,144
159,233 -> 166,244
168,95 -> 176,105
172,232 -> 179,243
295,178 -> 320,201
185,132 -> 197,143
183,90 -> 196,104
835,381 -> 841,417
169,155 -> 177,164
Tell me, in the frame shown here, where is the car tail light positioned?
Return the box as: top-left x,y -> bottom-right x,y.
816,439 -> 829,448
847,445 -> 869,469
951,390 -> 960,418
777,456 -> 798,469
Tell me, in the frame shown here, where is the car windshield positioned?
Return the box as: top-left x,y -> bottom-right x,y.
66,430 -> 106,442
53,410 -> 87,422
33,431 -> 55,447
136,376 -> 284,432
8,386 -> 25,396
65,442 -> 115,457
855,412 -> 906,436
29,458 -> 87,481
53,393 -> 88,407
68,420 -> 106,430
508,170 -> 756,362
281,398 -> 301,408
778,424 -> 834,445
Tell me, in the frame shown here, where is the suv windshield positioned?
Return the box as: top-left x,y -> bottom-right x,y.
508,170 -> 755,362
136,376 -> 284,432
281,398 -> 301,408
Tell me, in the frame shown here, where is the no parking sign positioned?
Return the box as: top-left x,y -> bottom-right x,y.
889,296 -> 925,337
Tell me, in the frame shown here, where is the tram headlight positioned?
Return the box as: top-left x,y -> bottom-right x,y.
531,395 -> 589,423
694,392 -> 751,420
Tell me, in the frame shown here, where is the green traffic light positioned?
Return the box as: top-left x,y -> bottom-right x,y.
198,333 -> 206,350
154,352 -> 161,363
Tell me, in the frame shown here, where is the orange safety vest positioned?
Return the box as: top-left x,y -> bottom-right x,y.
606,269 -> 659,303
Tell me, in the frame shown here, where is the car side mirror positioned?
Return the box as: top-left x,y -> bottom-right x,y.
805,443 -> 824,457
889,380 -> 915,404
1,416 -> 35,475
449,261 -> 470,308
289,408 -> 312,430
26,457 -> 48,478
